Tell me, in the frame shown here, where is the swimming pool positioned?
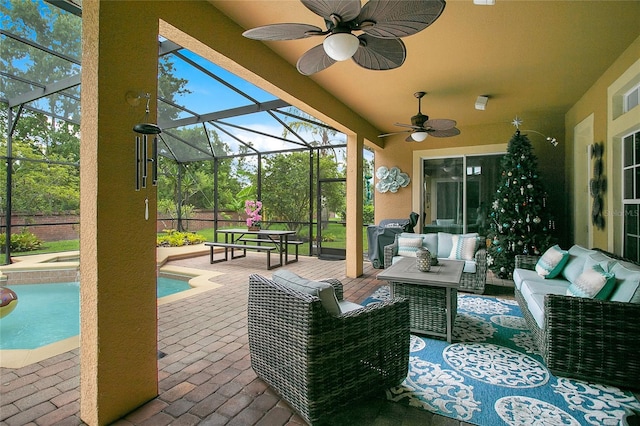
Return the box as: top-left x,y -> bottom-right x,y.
0,277 -> 191,350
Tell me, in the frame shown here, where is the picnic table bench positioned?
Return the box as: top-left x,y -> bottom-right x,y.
236,238 -> 304,264
205,242 -> 279,270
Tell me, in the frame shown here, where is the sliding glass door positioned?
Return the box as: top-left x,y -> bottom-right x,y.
422,154 -> 502,236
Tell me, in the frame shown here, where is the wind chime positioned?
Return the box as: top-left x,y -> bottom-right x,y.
132,92 -> 161,220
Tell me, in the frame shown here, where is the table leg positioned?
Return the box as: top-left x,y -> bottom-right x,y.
446,287 -> 452,343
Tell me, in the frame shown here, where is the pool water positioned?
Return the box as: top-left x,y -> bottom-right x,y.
0,277 -> 191,350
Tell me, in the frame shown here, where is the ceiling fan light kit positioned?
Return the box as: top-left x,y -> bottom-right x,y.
475,95 -> 489,110
242,0 -> 447,75
378,91 -> 460,141
412,131 -> 429,142
323,32 -> 360,61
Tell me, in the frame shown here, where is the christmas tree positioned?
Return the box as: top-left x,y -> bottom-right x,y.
487,126 -> 555,278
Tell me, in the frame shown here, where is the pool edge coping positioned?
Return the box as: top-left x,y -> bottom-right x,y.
0,246 -> 221,369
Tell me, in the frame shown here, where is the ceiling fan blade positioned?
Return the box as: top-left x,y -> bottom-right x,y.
296,44 -> 336,75
393,122 -> 421,130
352,34 -> 405,71
425,118 -> 456,131
428,127 -> 461,137
301,0 -> 361,22
242,23 -> 324,41
378,130 -> 411,138
358,0 -> 446,38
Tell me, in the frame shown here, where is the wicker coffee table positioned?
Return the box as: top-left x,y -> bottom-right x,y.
377,257 -> 464,342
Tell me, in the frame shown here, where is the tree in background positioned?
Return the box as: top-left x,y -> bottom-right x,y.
486,129 -> 555,278
260,151 -> 344,234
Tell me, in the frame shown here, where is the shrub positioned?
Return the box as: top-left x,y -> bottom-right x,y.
156,230 -> 205,247
0,229 -> 43,253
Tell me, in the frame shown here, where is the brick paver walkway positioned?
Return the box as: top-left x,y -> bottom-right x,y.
1,253 -> 514,425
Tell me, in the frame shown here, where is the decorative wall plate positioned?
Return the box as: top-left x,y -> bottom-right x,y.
375,166 -> 410,193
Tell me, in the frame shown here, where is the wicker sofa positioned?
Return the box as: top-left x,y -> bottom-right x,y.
247,272 -> 410,425
513,245 -> 640,390
383,232 -> 487,294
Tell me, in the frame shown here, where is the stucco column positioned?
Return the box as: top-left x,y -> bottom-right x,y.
346,134 -> 364,277
80,1 -> 159,424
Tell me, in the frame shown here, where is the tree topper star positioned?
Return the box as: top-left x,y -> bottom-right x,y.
512,116 -> 523,129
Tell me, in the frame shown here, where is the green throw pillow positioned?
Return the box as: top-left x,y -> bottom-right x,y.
535,245 -> 569,278
567,264 -> 616,299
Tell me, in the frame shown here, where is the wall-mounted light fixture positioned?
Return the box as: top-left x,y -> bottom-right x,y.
475,95 -> 489,110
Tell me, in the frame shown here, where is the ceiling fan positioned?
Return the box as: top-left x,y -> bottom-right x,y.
242,0 -> 446,75
379,91 -> 460,142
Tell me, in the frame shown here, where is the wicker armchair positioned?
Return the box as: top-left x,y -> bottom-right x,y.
383,237 -> 487,294
514,255 -> 640,390
247,274 -> 410,425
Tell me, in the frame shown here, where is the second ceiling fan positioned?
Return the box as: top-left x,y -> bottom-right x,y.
379,92 -> 460,142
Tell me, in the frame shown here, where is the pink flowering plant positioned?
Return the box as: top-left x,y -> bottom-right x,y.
245,200 -> 262,227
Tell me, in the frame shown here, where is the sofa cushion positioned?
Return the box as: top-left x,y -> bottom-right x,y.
561,245 -> 596,282
391,256 -> 477,273
449,234 -> 478,261
397,235 -> 423,257
513,268 -> 540,291
535,245 -> 569,278
609,261 -> 640,303
567,264 -> 616,299
520,279 -> 571,329
272,270 -> 341,316
422,233 -> 438,255
338,300 -> 364,313
462,260 -> 477,274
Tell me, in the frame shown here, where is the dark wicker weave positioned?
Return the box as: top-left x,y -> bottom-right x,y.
247,274 -> 410,425
514,255 -> 640,390
383,238 -> 487,294
390,282 -> 457,337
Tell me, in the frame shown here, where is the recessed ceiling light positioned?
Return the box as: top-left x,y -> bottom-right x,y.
473,0 -> 495,5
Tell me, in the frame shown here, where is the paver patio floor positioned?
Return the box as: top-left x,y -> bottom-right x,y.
1,251 -> 514,426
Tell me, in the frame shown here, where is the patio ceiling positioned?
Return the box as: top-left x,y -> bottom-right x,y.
0,0 -> 346,163
3,1 -> 639,159
210,0 -> 640,139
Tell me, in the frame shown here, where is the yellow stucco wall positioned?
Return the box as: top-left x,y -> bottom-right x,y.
80,1 -> 160,424
565,34 -> 640,252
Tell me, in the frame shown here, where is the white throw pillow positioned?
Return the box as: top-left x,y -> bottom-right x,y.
535,245 -> 569,278
449,234 -> 478,261
397,236 -> 423,257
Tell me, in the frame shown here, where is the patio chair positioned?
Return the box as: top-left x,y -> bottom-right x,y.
247,272 -> 410,425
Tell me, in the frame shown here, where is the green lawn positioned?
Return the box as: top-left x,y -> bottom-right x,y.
9,222 -> 369,257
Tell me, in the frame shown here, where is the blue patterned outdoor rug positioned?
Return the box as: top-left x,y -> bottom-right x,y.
364,287 -> 640,426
